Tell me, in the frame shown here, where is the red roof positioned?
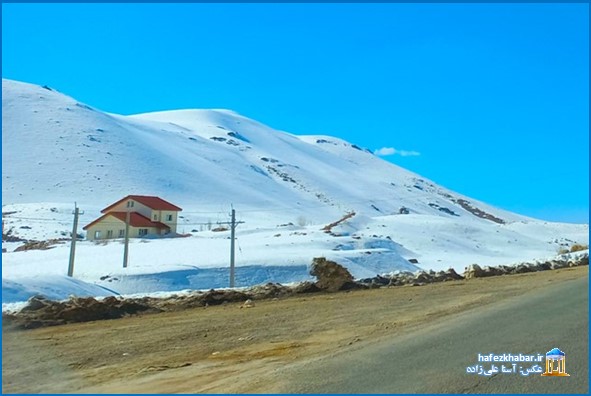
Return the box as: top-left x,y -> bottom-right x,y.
101,195 -> 182,213
83,212 -> 171,230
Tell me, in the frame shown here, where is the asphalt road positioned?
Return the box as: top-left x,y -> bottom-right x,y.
281,273 -> 589,394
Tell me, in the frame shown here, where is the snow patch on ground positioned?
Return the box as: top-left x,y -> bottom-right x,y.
2,275 -> 118,311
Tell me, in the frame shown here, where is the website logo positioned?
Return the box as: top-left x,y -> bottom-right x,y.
541,348 -> 570,377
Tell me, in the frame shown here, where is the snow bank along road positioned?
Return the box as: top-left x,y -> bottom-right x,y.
2,266 -> 587,393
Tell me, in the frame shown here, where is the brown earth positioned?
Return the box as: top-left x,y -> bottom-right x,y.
2,266 -> 587,394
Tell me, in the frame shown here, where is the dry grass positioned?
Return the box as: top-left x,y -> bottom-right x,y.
558,243 -> 589,255
570,243 -> 589,252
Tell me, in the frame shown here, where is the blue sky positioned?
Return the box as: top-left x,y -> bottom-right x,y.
2,3 -> 589,223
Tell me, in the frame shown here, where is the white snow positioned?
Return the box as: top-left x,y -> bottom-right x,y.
2,275 -> 118,313
2,79 -> 588,307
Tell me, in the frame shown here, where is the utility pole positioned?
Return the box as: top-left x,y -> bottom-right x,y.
67,203 -> 83,277
123,210 -> 130,268
230,209 -> 236,288
228,207 -> 244,288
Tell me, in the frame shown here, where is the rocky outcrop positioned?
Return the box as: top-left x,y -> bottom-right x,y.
454,199 -> 506,224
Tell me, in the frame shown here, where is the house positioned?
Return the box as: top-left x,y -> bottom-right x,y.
83,195 -> 182,241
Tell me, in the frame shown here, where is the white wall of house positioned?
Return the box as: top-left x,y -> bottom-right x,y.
85,215 -> 168,241
107,199 -> 179,234
85,215 -> 126,241
151,210 -> 179,233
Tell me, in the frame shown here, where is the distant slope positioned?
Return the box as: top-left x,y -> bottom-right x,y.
2,78 -> 526,226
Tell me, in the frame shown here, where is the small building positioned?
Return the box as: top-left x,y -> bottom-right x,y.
83,195 -> 182,241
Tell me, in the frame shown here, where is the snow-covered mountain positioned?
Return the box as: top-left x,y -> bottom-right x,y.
2,78 -> 588,305
2,79 -> 525,222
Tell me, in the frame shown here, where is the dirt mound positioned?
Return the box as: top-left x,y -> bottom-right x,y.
140,289 -> 253,311
247,283 -> 292,299
3,295 -> 157,329
310,257 -> 359,292
292,281 -> 322,294
2,282 -> 315,329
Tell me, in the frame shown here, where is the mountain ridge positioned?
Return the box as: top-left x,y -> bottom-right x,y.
2,78 -> 527,226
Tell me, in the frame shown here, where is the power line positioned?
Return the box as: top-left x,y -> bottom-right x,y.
181,196 -> 419,215
2,216 -> 72,222
4,194 -> 425,220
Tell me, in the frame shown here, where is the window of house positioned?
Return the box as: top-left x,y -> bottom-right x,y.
107,230 -> 113,238
153,214 -> 158,221
127,201 -> 134,208
94,231 -> 102,239
139,228 -> 148,236
166,214 -> 173,221
119,229 -> 125,237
